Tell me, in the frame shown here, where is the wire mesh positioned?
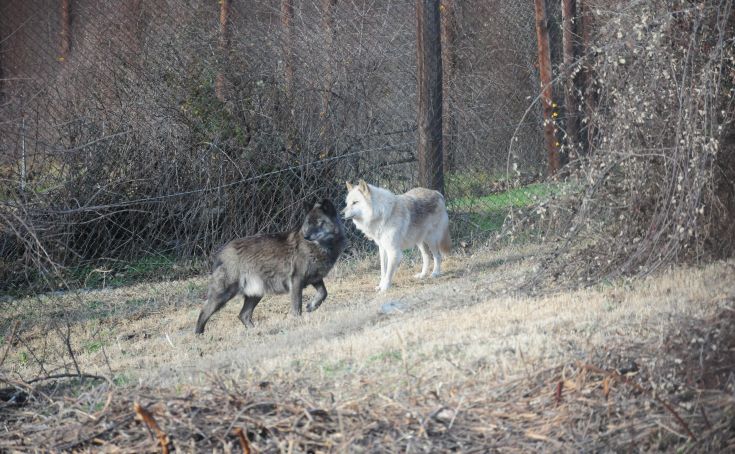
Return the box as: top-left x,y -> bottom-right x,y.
2,2 -> 734,451
0,0 -> 546,292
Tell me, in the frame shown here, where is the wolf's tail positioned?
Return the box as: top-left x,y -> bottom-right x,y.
440,223 -> 451,254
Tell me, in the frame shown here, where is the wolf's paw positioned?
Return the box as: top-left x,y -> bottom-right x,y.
414,272 -> 427,279
239,318 -> 255,329
430,271 -> 441,278
376,283 -> 390,292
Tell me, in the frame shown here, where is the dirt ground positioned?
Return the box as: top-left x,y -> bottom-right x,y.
1,244 -> 734,451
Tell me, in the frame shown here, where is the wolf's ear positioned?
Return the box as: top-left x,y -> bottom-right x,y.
319,199 -> 337,217
358,179 -> 370,194
304,200 -> 317,212
345,181 -> 353,191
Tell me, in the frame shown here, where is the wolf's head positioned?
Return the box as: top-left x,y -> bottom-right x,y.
342,180 -> 373,223
301,199 -> 344,245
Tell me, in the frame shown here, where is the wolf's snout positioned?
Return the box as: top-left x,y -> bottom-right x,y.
304,229 -> 324,242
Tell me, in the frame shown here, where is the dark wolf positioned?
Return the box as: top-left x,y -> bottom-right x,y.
195,199 -> 346,334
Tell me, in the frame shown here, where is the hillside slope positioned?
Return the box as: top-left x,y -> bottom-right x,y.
2,245 -> 734,451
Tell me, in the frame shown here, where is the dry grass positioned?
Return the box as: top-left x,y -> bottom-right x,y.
1,245 -> 734,451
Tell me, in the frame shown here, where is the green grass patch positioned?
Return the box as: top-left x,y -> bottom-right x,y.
76,255 -> 177,288
58,254 -> 201,293
186,281 -> 207,297
113,374 -> 132,386
462,210 -> 508,232
83,339 -> 105,354
321,359 -> 352,376
366,350 -> 402,364
448,182 -> 563,234
449,182 -> 556,210
84,300 -> 114,320
124,298 -> 151,308
446,170 -> 509,198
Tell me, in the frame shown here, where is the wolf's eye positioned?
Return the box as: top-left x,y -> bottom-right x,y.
351,201 -> 357,205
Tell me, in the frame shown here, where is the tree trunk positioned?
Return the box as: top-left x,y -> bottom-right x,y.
215,0 -> 232,103
416,0 -> 444,194
561,0 -> 579,162
129,0 -> 143,57
320,0 -> 337,158
440,0 -> 457,174
579,0 -> 597,155
280,0 -> 296,155
0,28 -> 3,98
59,0 -> 71,61
533,0 -> 560,175
281,0 -> 295,103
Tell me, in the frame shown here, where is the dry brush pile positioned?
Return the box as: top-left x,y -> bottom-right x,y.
1,304 -> 733,452
517,0 -> 735,287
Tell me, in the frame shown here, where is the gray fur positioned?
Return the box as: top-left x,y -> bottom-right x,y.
195,199 -> 346,334
405,188 -> 441,231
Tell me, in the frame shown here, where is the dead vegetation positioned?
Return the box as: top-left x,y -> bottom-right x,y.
522,0 -> 735,286
1,248 -> 734,452
1,1 -> 735,451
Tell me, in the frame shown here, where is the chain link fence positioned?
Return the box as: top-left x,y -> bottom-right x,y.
1,1 -> 734,451
0,0 -> 555,417
0,0 -> 549,292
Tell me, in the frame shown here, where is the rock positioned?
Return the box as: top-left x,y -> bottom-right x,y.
434,408 -> 456,424
379,301 -> 406,315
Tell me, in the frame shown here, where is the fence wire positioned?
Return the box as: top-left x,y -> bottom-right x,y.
2,2 -> 733,451
1,0 -> 547,292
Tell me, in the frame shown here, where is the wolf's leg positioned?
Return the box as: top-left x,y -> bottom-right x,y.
415,242 -> 431,279
379,246 -> 402,291
290,277 -> 305,316
376,245 -> 387,291
195,282 -> 238,334
306,279 -> 328,312
428,240 -> 442,278
238,296 -> 262,328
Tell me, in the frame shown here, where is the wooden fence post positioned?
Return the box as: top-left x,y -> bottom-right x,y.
562,0 -> 579,161
534,0 -> 560,175
60,0 -> 71,61
416,0 -> 444,193
215,0 -> 232,102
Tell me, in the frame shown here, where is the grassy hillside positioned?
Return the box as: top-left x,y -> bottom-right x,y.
1,245 -> 733,451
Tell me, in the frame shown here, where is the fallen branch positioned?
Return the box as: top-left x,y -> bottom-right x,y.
0,321 -> 20,368
134,402 -> 172,454
233,427 -> 251,454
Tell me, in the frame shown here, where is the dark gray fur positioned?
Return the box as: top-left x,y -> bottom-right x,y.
195,199 -> 346,334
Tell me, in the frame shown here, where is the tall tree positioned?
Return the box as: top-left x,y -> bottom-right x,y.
440,0 -> 457,174
533,0 -> 560,175
215,0 -> 232,102
281,0 -> 295,103
129,0 -> 143,57
280,0 -> 296,155
59,0 -> 71,61
561,0 -> 579,161
416,0 -> 444,194
579,0 -> 597,155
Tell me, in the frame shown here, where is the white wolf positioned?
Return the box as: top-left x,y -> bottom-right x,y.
343,180 -> 451,291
